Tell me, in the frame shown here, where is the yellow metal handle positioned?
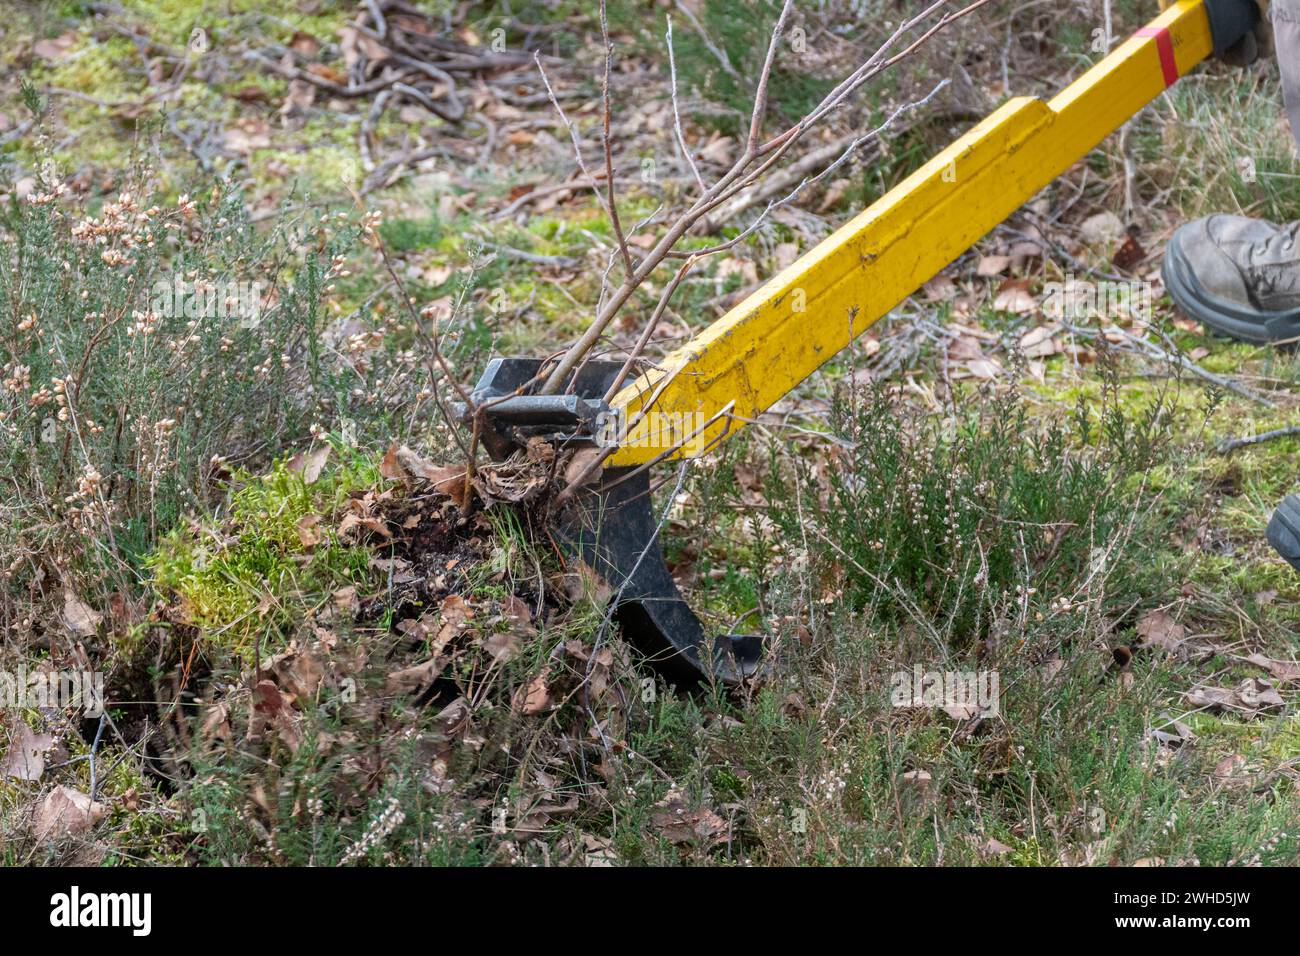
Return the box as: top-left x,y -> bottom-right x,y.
606,0 -> 1213,466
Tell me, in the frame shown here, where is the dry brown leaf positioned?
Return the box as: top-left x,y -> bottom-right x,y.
33,33 -> 77,62
1080,211 -> 1124,246
359,516 -> 392,538
379,442 -> 404,479
696,135 -> 734,166
1018,323 -> 1061,358
947,334 -> 986,362
34,786 -> 106,842
371,556 -> 415,584
287,445 -> 331,485
199,701 -> 233,747
63,589 -> 102,638
253,679 -> 284,717
1148,713 -> 1196,749
267,644 -> 326,700
1186,678 -> 1285,716
1185,685 -> 1237,711
650,790 -> 727,847
223,118 -> 272,155
426,594 -> 474,656
513,673 -> 551,715
333,585 -> 358,613
922,274 -> 957,301
976,254 -> 1012,277
1008,240 -> 1044,262
582,832 -> 619,866
434,697 -> 470,739
288,30 -> 321,56
394,446 -> 467,503
901,769 -> 932,792
296,513 -> 323,548
483,631 -> 520,663
1213,754 -> 1247,779
1244,653 -> 1300,682
476,460 -> 547,504
502,595 -> 532,626
981,837 -> 1014,857
964,358 -> 1002,379
1,721 -> 54,781
993,278 -> 1036,314
1136,608 -> 1185,653
564,448 -> 604,489
563,560 -> 613,606
306,63 -> 346,84
1236,677 -> 1285,710
386,659 -> 443,696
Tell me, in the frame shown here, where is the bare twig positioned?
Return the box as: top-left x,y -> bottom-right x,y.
666,16 -> 706,193
696,132 -> 862,234
368,228 -> 474,455
671,0 -> 740,79
599,0 -> 634,279
1060,320 -> 1276,407
475,238 -> 580,268
746,0 -> 795,155
678,80 -> 949,256
535,0 -> 983,396
603,255 -> 700,402
1217,425 -> 1300,454
535,53 -> 621,232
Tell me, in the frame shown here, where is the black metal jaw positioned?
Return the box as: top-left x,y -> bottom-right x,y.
456,358 -> 763,685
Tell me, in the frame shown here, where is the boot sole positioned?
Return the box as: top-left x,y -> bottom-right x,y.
1162,240 -> 1300,344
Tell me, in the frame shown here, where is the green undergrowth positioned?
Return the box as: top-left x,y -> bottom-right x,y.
653,367 -> 1300,865
146,445 -> 379,665
1153,68 -> 1300,222
783,365 -> 1176,645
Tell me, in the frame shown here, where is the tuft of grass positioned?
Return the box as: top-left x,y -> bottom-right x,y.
1152,69 -> 1300,222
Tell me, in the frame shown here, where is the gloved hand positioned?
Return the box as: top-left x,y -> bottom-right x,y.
1220,0 -> 1274,65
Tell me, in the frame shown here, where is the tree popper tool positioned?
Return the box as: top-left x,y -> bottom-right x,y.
462,0 -> 1251,683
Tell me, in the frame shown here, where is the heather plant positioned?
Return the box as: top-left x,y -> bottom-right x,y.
0,168 -> 436,627
767,368 -> 1179,651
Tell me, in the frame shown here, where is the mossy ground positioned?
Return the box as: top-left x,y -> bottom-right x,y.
146,446 -> 380,666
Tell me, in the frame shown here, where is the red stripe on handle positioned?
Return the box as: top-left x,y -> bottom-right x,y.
1135,25 -> 1179,87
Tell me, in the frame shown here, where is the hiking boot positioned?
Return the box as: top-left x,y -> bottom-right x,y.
1267,494 -> 1300,573
1162,214 -> 1300,343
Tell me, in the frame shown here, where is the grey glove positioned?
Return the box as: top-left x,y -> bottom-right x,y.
1221,0 -> 1274,65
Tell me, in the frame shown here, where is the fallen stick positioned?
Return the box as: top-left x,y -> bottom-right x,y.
1060,321 -> 1277,408
1216,425 -> 1300,454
